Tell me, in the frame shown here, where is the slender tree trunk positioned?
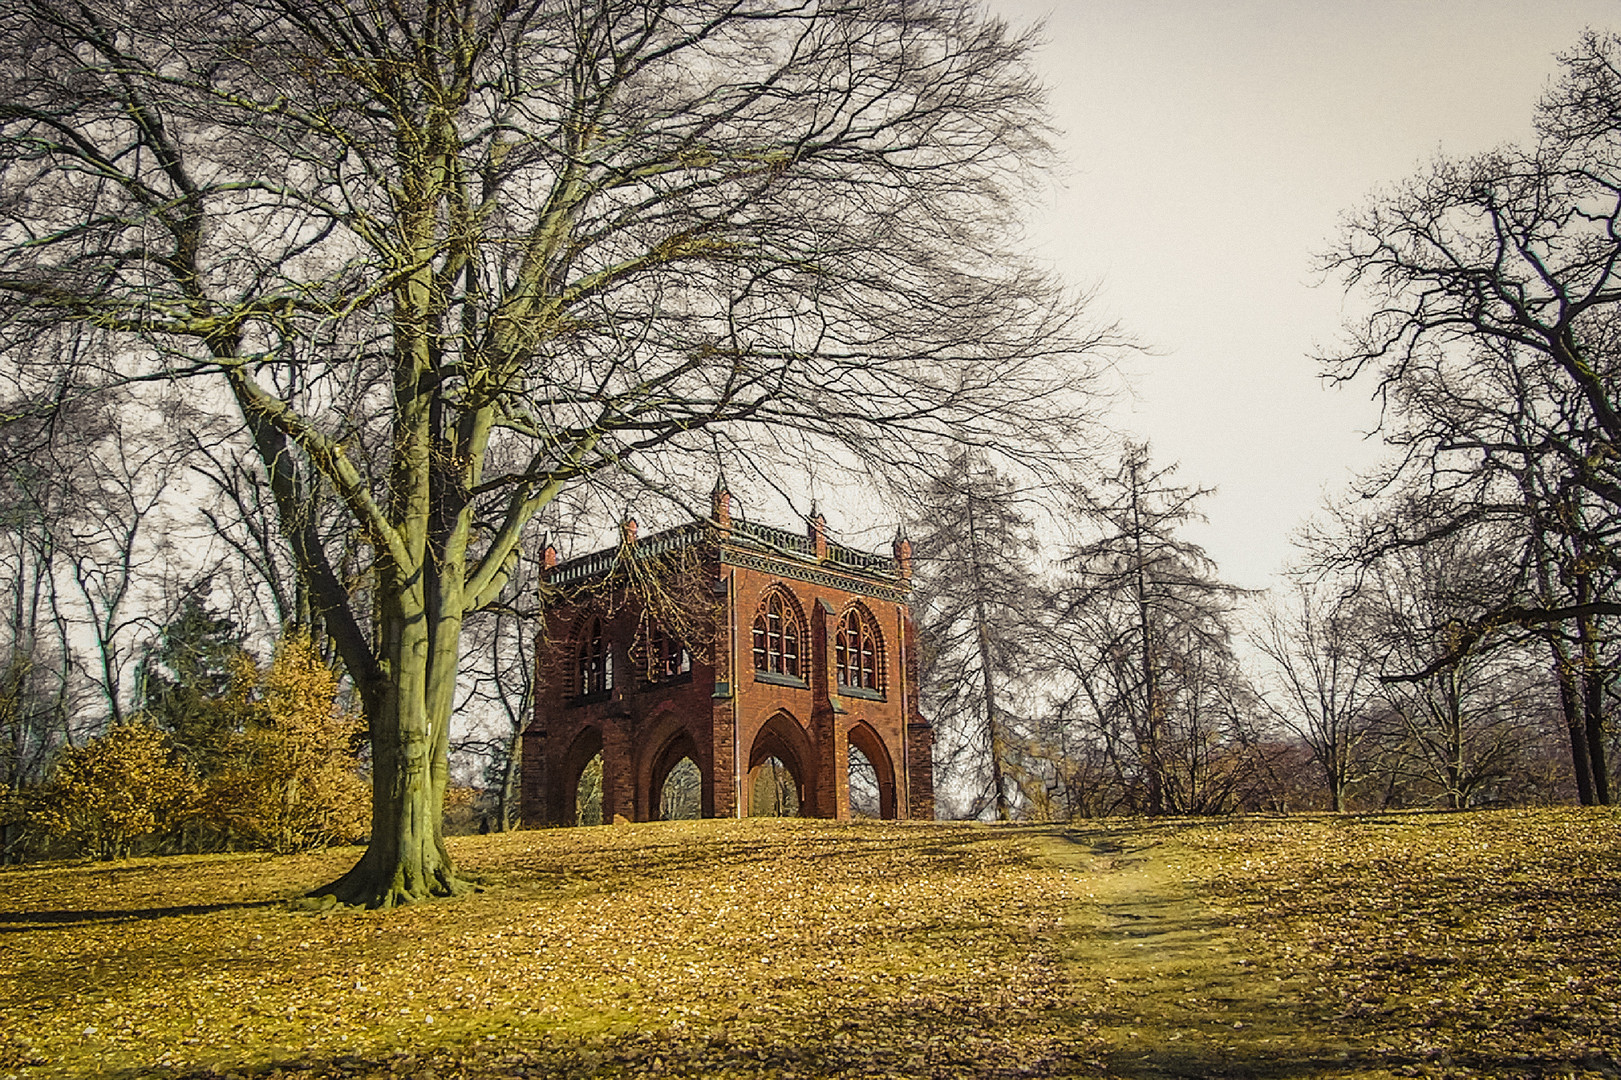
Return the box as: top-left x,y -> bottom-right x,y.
965,492 -> 1010,821
1552,642 -> 1596,805
1575,581 -> 1611,805
498,730 -> 520,832
1128,462 -> 1165,816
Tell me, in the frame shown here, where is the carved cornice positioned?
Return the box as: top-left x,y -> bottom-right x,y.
721,548 -> 910,604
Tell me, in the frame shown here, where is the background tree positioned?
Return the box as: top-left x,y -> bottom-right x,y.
137,592 -> 247,783
1319,33 -> 1621,805
1358,532 -> 1550,809
28,723 -> 198,860
204,633 -> 369,854
0,0 -> 1103,905
1049,444 -> 1256,815
909,451 -> 1048,820
1250,580 -> 1379,812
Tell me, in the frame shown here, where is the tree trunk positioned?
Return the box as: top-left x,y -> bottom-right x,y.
307,587 -> 469,909
497,719 -> 523,832
1575,582 -> 1612,806
1552,640 -> 1596,805
965,493 -> 1010,821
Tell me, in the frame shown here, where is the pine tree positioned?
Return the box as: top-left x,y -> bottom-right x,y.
136,593 -> 245,777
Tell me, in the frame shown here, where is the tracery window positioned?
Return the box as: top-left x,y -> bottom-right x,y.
644,622 -> 692,682
835,607 -> 882,691
577,618 -> 613,696
752,589 -> 802,679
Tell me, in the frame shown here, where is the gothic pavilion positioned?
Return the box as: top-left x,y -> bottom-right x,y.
519,480 -> 935,825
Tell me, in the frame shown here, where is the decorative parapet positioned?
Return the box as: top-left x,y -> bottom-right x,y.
544,510 -> 902,596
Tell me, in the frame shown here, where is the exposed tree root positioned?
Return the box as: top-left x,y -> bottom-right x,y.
303,856 -> 476,911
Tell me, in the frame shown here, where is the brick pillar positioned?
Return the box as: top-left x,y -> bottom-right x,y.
907,722 -> 936,820
710,698 -> 736,818
899,601 -> 934,820
810,507 -> 828,561
810,599 -> 839,818
601,717 -> 635,822
711,475 -> 732,531
709,565 -> 737,817
520,725 -> 548,826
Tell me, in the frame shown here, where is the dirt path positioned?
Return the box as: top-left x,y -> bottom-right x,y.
1043,827 -> 1397,1080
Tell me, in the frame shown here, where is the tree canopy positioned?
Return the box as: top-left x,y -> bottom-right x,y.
0,0 -> 1103,904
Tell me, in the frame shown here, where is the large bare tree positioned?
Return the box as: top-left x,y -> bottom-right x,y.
0,0 -> 1101,905
1318,34 -> 1621,800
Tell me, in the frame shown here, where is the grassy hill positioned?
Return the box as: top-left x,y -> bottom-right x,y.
0,809 -> 1616,1079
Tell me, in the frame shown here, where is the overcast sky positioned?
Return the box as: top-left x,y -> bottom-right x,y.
982,0 -> 1620,590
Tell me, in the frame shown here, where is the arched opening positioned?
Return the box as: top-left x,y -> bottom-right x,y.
645,724 -> 706,822
660,757 -> 702,820
746,711 -> 817,817
563,727 -> 603,826
846,721 -> 898,819
848,744 -> 881,819
576,753 -> 603,826
749,756 -> 801,817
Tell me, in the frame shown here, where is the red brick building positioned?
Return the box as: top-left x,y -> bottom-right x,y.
520,481 -> 934,825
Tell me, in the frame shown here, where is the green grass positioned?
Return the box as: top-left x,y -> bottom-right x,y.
0,809 -> 1617,1079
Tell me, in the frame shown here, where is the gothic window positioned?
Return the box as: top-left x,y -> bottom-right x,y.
643,621 -> 691,682
752,589 -> 802,679
835,607 -> 883,691
577,618 -> 613,696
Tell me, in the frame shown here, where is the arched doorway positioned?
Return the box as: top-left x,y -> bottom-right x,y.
564,727 -> 604,826
647,726 -> 705,821
750,756 -> 801,816
848,745 -> 880,818
746,711 -> 817,817
846,721 -> 898,820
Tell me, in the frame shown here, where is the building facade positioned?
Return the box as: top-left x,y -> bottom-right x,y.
519,482 -> 935,825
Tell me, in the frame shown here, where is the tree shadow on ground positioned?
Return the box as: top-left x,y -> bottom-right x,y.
0,899 -> 280,931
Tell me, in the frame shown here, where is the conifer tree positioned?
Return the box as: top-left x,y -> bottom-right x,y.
1054,445 -> 1252,815
910,452 -> 1046,819
136,593 -> 245,778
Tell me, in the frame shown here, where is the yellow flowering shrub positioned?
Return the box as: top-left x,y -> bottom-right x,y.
30,723 -> 198,859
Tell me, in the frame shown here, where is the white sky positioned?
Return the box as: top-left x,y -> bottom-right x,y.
984,0 -> 1620,590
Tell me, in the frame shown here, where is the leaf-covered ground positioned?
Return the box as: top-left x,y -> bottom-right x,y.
0,809 -> 1616,1079
0,820 -> 1089,1079
1178,808 -> 1621,1079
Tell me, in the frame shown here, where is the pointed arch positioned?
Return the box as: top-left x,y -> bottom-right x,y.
835,601 -> 886,694
751,585 -> 808,681
746,710 -> 819,817
563,726 -> 604,826
642,717 -> 707,820
573,614 -> 613,698
846,720 -> 898,820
